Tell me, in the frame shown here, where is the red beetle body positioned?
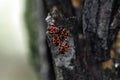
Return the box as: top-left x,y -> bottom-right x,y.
47,26 -> 59,34
60,28 -> 68,39
59,43 -> 69,54
51,35 -> 60,46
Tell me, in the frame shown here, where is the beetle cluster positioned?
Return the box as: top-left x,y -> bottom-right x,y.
47,25 -> 69,54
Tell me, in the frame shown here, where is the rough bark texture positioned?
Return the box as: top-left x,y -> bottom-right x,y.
26,0 -> 120,80
44,0 -> 120,80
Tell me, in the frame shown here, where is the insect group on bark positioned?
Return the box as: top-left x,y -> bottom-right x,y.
47,25 -> 69,54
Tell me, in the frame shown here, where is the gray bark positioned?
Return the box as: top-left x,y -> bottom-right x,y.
25,0 -> 120,80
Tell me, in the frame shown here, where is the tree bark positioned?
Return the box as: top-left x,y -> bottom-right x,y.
26,0 -> 120,80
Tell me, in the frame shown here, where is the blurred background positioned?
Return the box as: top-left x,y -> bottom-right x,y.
0,0 -> 39,80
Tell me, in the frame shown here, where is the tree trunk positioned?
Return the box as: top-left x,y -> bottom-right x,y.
26,0 -> 120,80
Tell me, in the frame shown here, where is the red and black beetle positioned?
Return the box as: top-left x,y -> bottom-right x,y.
60,28 -> 68,39
59,42 -> 69,54
47,25 -> 59,34
51,34 -> 60,46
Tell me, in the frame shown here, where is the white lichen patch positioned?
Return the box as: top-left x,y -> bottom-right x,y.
45,12 -> 76,70
53,36 -> 76,70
